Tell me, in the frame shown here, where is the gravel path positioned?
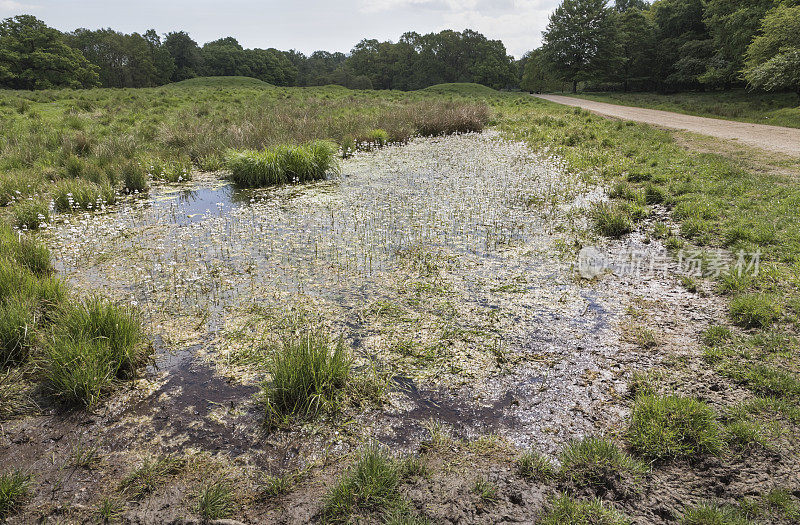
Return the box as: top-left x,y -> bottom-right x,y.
534,94 -> 800,156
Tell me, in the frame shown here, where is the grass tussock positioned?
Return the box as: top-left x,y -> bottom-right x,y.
12,199 -> 50,231
52,178 -> 116,212
539,494 -> 630,525
196,480 -> 235,520
226,140 -> 338,187
729,294 -> 780,329
0,470 -> 32,519
43,297 -> 147,406
120,455 -> 185,499
516,451 -> 555,481
262,331 -> 351,424
558,436 -> 647,493
321,444 -> 403,524
592,202 -> 634,238
680,502 -> 753,525
628,395 -> 725,460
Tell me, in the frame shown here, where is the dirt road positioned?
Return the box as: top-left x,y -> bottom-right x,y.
534,94 -> 800,156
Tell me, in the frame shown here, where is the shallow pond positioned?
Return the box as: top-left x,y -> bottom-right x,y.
45,131 -> 709,457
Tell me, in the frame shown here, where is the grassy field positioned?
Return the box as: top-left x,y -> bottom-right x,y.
568,90 -> 800,128
1,79 -> 799,523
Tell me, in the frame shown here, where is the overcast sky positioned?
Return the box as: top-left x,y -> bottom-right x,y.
0,0 -> 561,58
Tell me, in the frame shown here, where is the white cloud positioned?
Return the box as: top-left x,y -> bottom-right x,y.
0,0 -> 40,14
358,0 -> 557,56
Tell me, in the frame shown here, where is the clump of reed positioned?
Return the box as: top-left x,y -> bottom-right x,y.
408,101 -> 489,137
51,179 -> 116,212
226,140 -> 338,188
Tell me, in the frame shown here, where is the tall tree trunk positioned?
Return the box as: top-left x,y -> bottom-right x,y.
572,79 -> 577,93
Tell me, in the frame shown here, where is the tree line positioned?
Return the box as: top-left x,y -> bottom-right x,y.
2,4 -> 798,96
0,15 -> 516,91
525,0 -> 800,95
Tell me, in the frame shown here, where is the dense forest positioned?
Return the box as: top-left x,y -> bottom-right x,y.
0,0 -> 798,95
526,0 -> 800,94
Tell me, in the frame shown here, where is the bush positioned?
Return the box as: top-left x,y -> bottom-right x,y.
52,179 -> 116,212
13,199 -> 51,230
628,395 -> 725,460
262,331 -> 351,423
364,129 -> 390,147
729,294 -> 780,329
226,141 -> 338,188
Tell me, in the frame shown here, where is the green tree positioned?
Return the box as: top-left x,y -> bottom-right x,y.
0,15 -> 98,89
650,0 -> 711,91
701,0 -> 778,88
744,5 -> 800,98
542,0 -> 613,93
163,31 -> 202,81
520,49 -> 561,92
609,6 -> 656,91
68,28 -> 167,87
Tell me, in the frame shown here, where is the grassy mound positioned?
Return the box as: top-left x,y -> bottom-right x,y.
226,141 -> 338,187
420,83 -> 499,96
168,76 -> 274,88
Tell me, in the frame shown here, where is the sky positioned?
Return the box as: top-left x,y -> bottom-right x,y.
0,0 -> 561,58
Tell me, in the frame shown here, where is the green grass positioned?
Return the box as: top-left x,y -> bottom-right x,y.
12,198 -> 50,230
472,477 -> 499,505
420,83 -> 499,96
569,90 -> 800,129
226,140 -> 339,187
169,76 -> 274,88
538,495 -> 630,525
591,202 -> 634,238
261,331 -> 351,424
681,503 -> 753,525
119,455 -> 185,499
196,480 -> 235,520
121,161 -> 149,194
628,395 -> 725,460
0,470 -> 31,519
321,444 -> 402,524
558,436 -> 647,491
516,451 -> 555,481
43,297 -> 147,406
51,178 -> 116,212
729,294 -> 781,329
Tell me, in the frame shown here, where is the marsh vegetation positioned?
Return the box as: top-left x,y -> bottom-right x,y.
0,80 -> 798,524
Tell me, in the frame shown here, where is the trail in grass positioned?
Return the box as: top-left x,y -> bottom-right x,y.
534,94 -> 800,156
